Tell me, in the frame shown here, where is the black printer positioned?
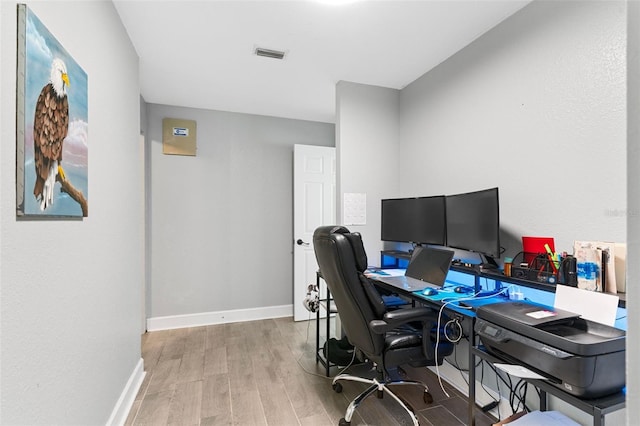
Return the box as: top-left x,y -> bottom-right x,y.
475,301 -> 625,398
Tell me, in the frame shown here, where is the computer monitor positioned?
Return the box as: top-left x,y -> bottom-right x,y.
381,196 -> 446,245
445,187 -> 500,259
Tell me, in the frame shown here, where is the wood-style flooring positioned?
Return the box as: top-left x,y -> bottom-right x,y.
124,317 -> 497,426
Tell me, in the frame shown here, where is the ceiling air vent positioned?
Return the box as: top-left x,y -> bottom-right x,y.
254,47 -> 286,60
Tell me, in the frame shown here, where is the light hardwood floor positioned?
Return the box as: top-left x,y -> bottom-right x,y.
124,317 -> 497,426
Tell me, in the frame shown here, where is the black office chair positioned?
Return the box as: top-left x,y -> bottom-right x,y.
313,226 -> 453,426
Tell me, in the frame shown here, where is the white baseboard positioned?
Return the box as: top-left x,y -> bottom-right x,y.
106,358 -> 145,426
146,304 -> 293,331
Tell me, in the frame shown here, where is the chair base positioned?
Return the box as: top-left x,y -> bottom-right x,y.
332,373 -> 432,426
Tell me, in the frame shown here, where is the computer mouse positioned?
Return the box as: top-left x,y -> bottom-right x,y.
454,286 -> 473,294
423,288 -> 438,296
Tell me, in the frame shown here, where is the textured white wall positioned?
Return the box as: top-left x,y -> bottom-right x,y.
0,1 -> 143,423
399,0 -> 627,258
397,1 -> 626,423
626,1 -> 639,421
336,81 -> 402,263
146,104 -> 334,318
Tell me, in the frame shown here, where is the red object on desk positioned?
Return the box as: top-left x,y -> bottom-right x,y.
522,236 -> 555,265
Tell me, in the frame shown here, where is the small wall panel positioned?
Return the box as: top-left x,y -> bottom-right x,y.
163,118 -> 197,156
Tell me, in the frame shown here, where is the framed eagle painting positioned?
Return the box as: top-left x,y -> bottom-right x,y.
16,4 -> 88,218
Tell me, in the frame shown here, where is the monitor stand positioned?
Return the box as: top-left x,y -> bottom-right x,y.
479,254 -> 499,270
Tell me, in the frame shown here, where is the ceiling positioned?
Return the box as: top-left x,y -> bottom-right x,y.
113,0 -> 531,124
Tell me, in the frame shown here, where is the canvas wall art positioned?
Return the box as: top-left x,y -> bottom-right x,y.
16,4 -> 88,217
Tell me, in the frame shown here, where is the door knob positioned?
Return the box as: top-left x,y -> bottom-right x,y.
296,239 -> 309,246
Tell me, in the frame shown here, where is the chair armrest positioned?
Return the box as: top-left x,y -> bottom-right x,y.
369,307 -> 441,361
369,307 -> 437,334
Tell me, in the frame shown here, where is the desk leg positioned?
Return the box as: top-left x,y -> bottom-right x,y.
469,331 -> 476,426
540,389 -> 547,411
324,287 -> 331,377
593,407 -> 604,426
315,306 -> 320,364
315,272 -> 321,366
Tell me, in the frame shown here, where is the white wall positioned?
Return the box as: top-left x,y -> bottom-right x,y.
336,81 -> 401,262
399,0 -> 627,258
626,0 -> 639,420
146,103 -> 334,321
0,1 -> 143,424
336,0 -> 628,265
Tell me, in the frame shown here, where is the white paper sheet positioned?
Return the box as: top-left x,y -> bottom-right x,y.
494,363 -> 548,380
554,284 -> 618,326
506,410 -> 580,426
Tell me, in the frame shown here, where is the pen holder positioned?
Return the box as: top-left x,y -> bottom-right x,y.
510,252 -> 559,284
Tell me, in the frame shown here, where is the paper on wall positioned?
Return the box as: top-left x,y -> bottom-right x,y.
343,193 -> 367,225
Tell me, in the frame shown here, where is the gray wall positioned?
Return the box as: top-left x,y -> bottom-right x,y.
337,1 -> 627,263
146,104 -> 334,319
336,81 -> 401,261
0,1 -> 143,424
627,0 -> 639,419
399,0 -> 627,258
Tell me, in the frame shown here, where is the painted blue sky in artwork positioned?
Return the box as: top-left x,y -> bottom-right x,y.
25,10 -> 88,123
23,7 -> 88,217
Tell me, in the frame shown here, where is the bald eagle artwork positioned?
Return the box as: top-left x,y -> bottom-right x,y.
17,4 -> 88,217
33,58 -> 70,211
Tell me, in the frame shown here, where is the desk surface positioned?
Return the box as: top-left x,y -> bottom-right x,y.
369,265 -> 628,330
368,269 -> 508,316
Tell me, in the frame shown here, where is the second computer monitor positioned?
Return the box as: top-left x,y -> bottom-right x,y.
381,196 -> 446,245
445,187 -> 500,258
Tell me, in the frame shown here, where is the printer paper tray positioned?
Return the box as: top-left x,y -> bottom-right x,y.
475,302 -> 625,356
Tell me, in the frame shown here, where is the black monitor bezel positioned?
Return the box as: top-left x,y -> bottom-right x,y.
444,187 -> 500,258
380,195 -> 446,246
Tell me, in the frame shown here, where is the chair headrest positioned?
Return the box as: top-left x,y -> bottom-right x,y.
344,233 -> 368,272
314,226 -> 368,272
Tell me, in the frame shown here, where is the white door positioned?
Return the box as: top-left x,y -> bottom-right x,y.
293,144 -> 336,321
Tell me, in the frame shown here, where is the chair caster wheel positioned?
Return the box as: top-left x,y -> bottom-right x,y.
333,382 -> 343,393
338,418 -> 350,426
376,389 -> 384,399
423,391 -> 433,404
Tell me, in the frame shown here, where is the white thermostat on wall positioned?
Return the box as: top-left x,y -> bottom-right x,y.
172,127 -> 189,137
